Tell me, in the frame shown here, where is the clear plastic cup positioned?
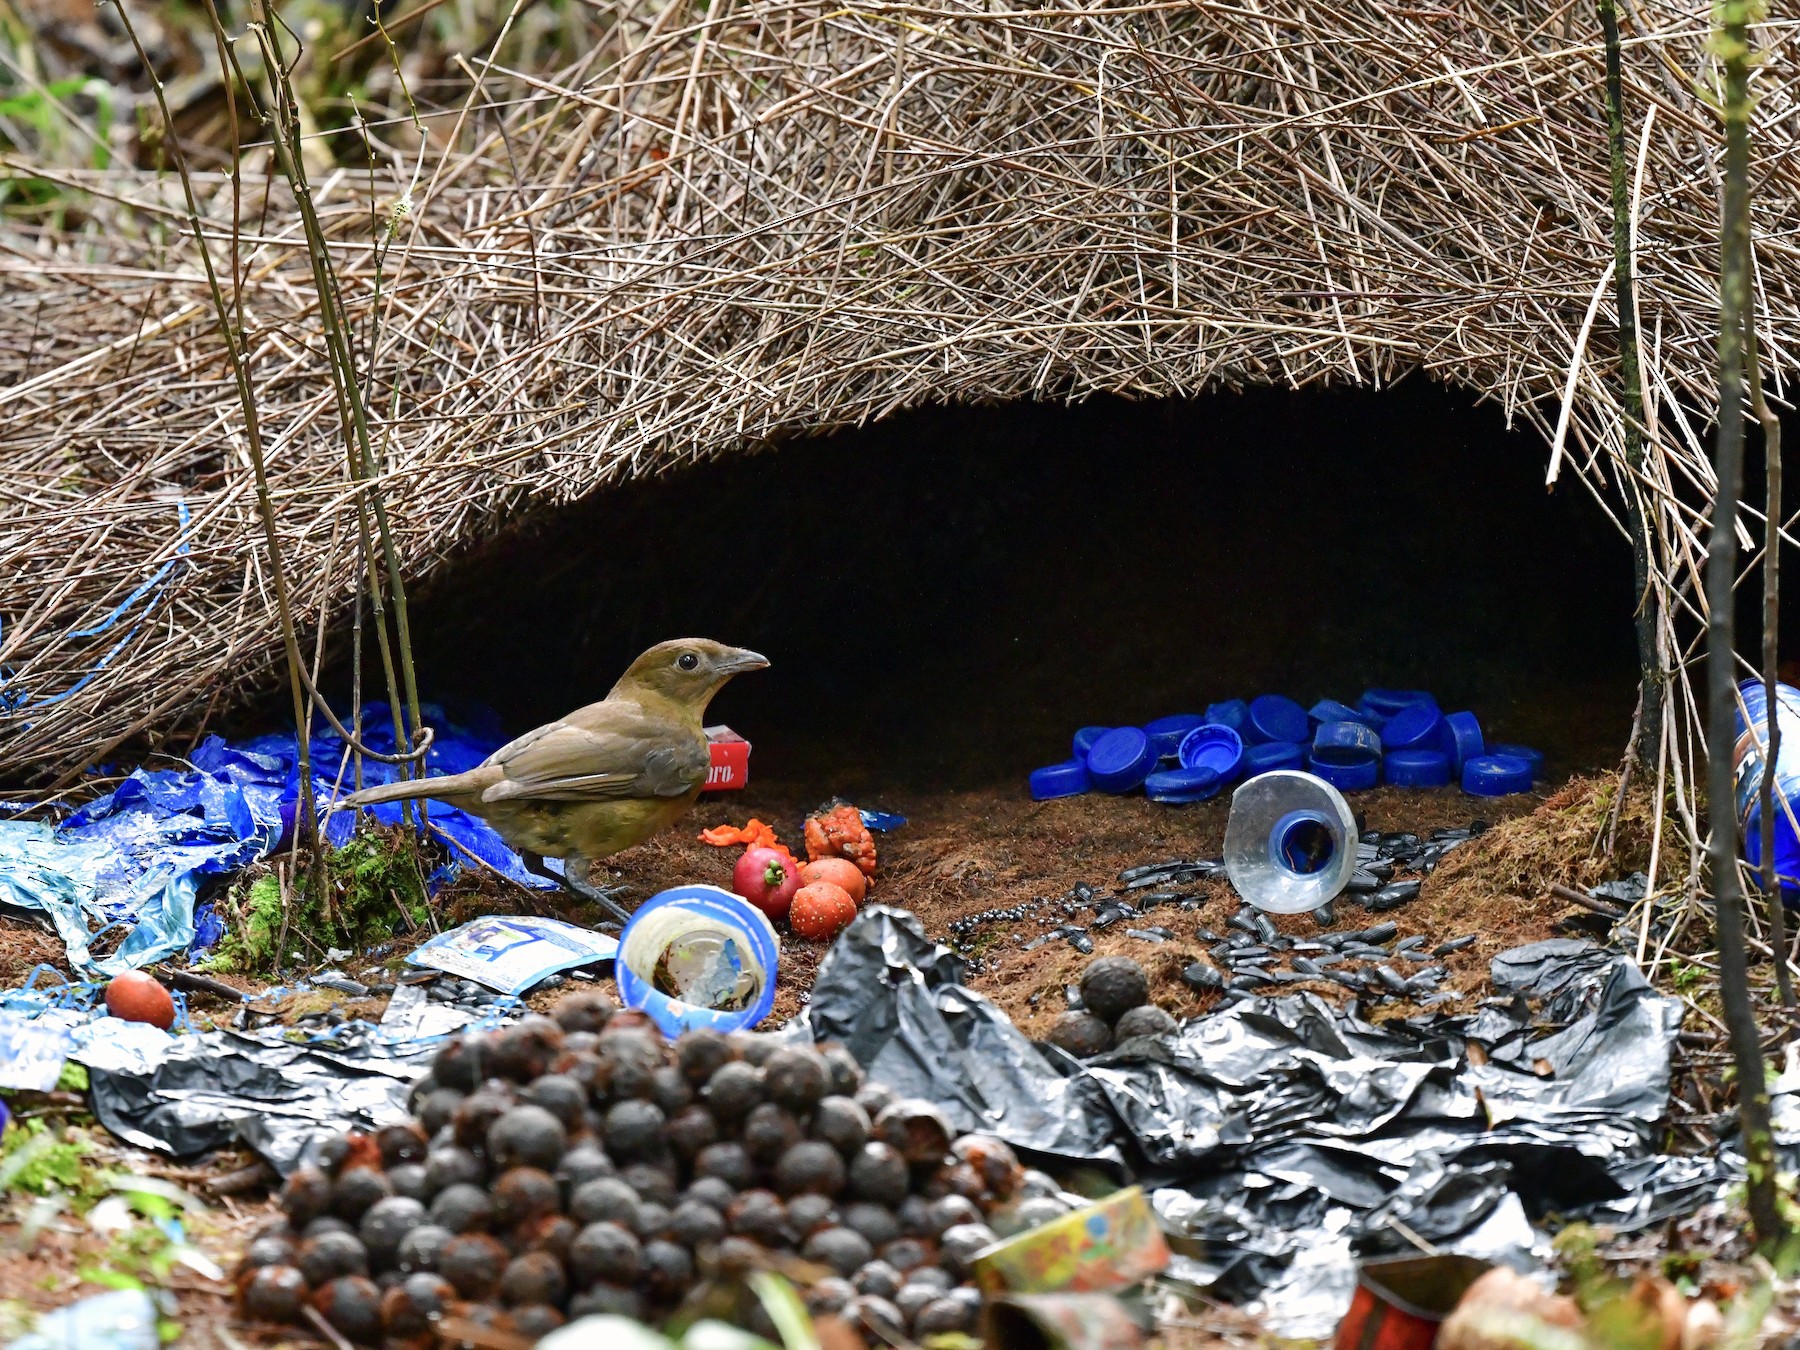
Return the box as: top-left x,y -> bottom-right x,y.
614,884 -> 780,1035
1223,770 -> 1358,914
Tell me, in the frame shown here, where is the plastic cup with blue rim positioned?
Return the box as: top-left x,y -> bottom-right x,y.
1224,769 -> 1359,913
1073,726 -> 1111,758
1146,765 -> 1224,803
1243,741 -> 1305,774
615,884 -> 780,1037
1360,688 -> 1438,720
1204,699 -> 1249,732
1488,743 -> 1545,779
1381,702 -> 1450,753
1030,759 -> 1091,800
1307,754 -> 1380,793
1311,720 -> 1381,767
1462,754 -> 1534,797
1442,711 -> 1484,770
1177,723 -> 1245,781
1245,694 -> 1309,746
1385,748 -> 1452,788
1144,714 -> 1206,761
1086,727 -> 1156,793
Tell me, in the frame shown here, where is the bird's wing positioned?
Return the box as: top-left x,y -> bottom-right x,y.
477,711 -> 707,803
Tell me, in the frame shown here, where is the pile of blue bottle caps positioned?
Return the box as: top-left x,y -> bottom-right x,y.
1029,688 -> 1544,804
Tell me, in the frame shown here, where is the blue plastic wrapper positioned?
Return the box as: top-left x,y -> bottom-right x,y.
0,702 -> 552,976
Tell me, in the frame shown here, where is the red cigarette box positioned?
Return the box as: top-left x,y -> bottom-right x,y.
704,726 -> 750,791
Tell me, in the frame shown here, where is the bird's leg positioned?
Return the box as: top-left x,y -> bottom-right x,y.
524,852 -> 633,927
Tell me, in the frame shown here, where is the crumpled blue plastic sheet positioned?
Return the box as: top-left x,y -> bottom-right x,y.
0,702 -> 550,976
801,915 -> 1730,1343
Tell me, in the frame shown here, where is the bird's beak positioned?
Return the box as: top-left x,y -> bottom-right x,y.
721,648 -> 770,674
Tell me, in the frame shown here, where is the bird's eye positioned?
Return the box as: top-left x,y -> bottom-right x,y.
677,652 -> 700,671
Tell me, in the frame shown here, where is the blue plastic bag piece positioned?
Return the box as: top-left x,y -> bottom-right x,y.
188,902 -> 226,961
7,1289 -> 161,1350
860,808 -> 908,832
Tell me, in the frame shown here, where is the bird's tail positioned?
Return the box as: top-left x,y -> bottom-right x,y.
339,769 -> 487,810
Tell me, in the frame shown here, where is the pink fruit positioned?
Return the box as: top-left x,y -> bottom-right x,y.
733,846 -> 800,921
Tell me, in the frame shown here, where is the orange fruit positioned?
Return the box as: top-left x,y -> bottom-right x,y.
789,882 -> 858,943
799,857 -> 867,904
105,970 -> 175,1029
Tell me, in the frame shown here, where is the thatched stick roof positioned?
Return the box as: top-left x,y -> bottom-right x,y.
0,0 -> 1793,802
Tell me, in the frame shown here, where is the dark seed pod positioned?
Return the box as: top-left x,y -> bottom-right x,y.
676,1029 -> 736,1085
631,1201 -> 674,1241
492,1167 -> 561,1229
568,1284 -> 644,1321
848,1143 -> 910,1206
453,1083 -> 518,1150
500,1251 -> 568,1308
562,1031 -> 600,1055
553,990 -> 616,1033
915,1295 -> 979,1336
775,1191 -> 826,1236
394,1223 -> 452,1274
939,1222 -> 999,1275
925,1194 -> 982,1236
604,1098 -> 667,1162
742,1102 -> 803,1164
732,1033 -> 778,1066
806,1276 -> 856,1315
684,1177 -> 737,1211
359,1196 -> 427,1269
489,1104 -> 568,1173
240,1264 -> 307,1324
569,1220 -> 642,1287
775,1141 -> 848,1199
619,1166 -> 676,1209
852,1259 -> 903,1300
315,1131 -> 356,1176
928,1163 -> 988,1205
280,1167 -> 332,1225
514,1213 -> 579,1262
667,1104 -> 720,1160
313,1275 -> 383,1344
386,1163 -> 431,1204
895,1195 -> 932,1237
669,1200 -> 727,1248
303,1216 -> 355,1240
490,1015 -> 567,1084
950,1135 -> 1023,1201
854,1081 -> 896,1119
560,1053 -> 612,1099
762,1047 -> 830,1113
1047,1011 -> 1112,1058
513,1304 -> 568,1338
524,1073 -> 589,1129
810,1097 -> 872,1157
905,1266 -> 953,1293
694,1141 -> 756,1191
439,1233 -> 509,1299
297,1230 -> 370,1287
713,1235 -> 764,1278
872,1101 -> 954,1168
1080,955 -> 1150,1024
242,1234 -> 296,1272
650,1065 -> 695,1115
703,1062 -> 765,1122
378,1121 -> 430,1168
851,1294 -> 906,1338
1113,1004 -> 1177,1042
841,1202 -> 901,1249
727,1189 -> 791,1246
424,1145 -> 485,1194
557,1142 -> 616,1193
433,1037 -> 485,1092
331,1167 -> 393,1223
641,1238 -> 695,1301
429,1182 -> 494,1233
379,1271 -> 453,1337
419,1088 -> 466,1139
895,1283 -> 940,1328
803,1225 -> 875,1276
569,1177 -> 641,1228
599,1027 -> 666,1099
881,1237 -> 934,1273
819,1044 -> 863,1098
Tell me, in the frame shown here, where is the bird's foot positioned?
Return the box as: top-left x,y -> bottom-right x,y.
521,852 -> 634,926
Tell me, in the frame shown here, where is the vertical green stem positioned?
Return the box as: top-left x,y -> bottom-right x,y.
1598,0 -> 1662,767
1710,0 -> 1788,1250
1749,332 -> 1792,1007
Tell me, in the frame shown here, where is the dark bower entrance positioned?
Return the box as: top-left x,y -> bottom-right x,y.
401,384 -> 1639,794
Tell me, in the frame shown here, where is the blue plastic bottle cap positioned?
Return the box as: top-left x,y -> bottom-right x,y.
1311,720 -> 1381,766
1073,726 -> 1111,758
1242,740 -> 1305,774
1488,743 -> 1544,779
1385,748 -> 1452,788
1443,711 -> 1484,770
1204,699 -> 1249,732
1309,698 -> 1381,730
1146,765 -> 1224,803
1030,759 -> 1091,800
1307,754 -> 1380,792
1086,727 -> 1156,793
1361,688 -> 1438,719
1245,694 -> 1309,746
1463,754 -> 1534,796
1381,702 -> 1449,753
1143,714 -> 1206,760
1177,723 -> 1245,779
